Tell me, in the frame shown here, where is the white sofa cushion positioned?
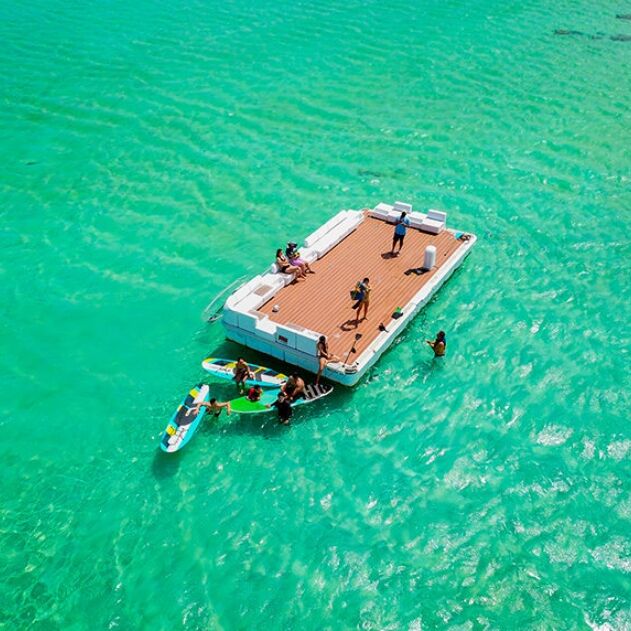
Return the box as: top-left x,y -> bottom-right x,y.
420,218 -> 444,234
408,211 -> 427,229
312,218 -> 355,257
259,272 -> 285,292
304,211 -> 349,248
235,293 -> 265,312
427,209 -> 447,223
386,209 -> 403,224
228,275 -> 263,306
393,201 -> 412,213
300,247 -> 318,264
369,202 -> 392,221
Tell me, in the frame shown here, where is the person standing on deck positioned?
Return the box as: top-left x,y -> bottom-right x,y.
352,278 -> 371,327
426,331 -> 446,357
391,211 -> 411,255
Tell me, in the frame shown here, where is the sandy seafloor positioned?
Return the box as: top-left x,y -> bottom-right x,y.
1,0 -> 630,628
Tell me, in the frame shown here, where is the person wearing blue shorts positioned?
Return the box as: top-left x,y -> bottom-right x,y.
391,211 -> 411,255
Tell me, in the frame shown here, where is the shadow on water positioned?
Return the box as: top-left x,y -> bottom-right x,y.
151,448 -> 183,480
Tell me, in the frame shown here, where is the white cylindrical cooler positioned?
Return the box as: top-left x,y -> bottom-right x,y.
423,245 -> 437,270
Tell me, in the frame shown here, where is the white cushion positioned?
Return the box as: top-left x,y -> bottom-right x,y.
393,201 -> 412,213
304,211 -> 349,248
229,275 -> 263,304
369,202 -> 391,221
408,211 -> 427,229
313,219 -> 355,257
386,210 -> 402,224
375,202 -> 393,212
427,209 -> 447,223
300,247 -> 318,264
235,293 -> 265,312
259,273 -> 285,292
279,272 -> 295,286
419,218 -> 445,234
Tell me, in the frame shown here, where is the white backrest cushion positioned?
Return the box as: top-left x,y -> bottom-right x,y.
393,201 -> 412,213
427,209 -> 447,222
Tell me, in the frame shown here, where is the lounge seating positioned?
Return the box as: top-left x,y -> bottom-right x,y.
369,202 -> 392,221
420,209 -> 447,234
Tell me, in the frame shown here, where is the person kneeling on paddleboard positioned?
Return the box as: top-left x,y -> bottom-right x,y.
247,385 -> 263,402
281,373 -> 305,402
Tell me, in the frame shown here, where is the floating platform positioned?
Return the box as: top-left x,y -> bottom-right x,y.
221,201 -> 476,386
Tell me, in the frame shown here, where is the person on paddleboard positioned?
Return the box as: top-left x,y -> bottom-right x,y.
247,385 -> 263,402
190,398 -> 231,418
281,373 -> 305,401
426,331 -> 446,357
233,357 -> 254,391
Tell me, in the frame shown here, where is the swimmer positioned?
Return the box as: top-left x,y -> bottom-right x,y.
426,331 -> 446,357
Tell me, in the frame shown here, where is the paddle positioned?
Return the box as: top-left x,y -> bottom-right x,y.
343,333 -> 363,365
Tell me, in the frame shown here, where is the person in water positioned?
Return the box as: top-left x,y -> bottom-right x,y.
285,242 -> 314,274
352,277 -> 371,326
316,335 -> 338,385
233,357 -> 254,391
426,331 -> 446,357
267,391 -> 293,425
275,249 -> 305,278
247,385 -> 263,402
391,211 -> 411,255
190,398 -> 231,418
282,372 -> 305,401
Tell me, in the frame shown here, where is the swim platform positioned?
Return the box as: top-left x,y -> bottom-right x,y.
221,201 -> 476,386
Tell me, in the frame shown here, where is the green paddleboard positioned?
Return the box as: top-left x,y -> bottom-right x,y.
229,384 -> 334,415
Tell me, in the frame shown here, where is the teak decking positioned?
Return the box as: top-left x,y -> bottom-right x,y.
258,216 -> 466,360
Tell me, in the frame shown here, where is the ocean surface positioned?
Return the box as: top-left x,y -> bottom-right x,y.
1,0 -> 630,628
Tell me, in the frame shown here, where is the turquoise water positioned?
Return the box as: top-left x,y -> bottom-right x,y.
1,0 -> 630,627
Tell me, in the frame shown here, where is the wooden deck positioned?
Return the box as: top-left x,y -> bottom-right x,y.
259,216 -> 466,360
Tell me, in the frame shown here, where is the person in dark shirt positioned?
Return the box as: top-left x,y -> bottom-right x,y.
267,391 -> 293,425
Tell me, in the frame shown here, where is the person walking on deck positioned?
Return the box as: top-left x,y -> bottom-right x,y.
352,278 -> 371,326
426,331 -> 446,357
391,211 -> 411,255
